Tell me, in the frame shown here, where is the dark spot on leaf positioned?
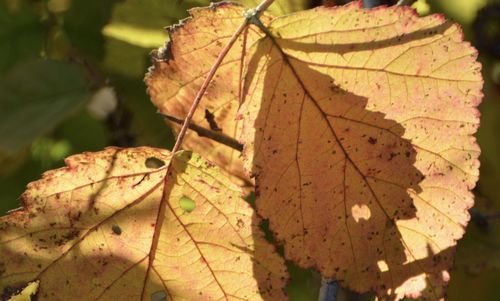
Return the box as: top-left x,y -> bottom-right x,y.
54,230 -> 80,246
388,152 -> 397,161
368,137 -> 377,144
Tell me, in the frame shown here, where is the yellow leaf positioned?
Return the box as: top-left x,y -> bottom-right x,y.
0,148 -> 288,300
240,2 -> 482,300
146,3 -> 270,190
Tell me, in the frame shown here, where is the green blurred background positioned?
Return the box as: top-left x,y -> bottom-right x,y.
0,0 -> 498,300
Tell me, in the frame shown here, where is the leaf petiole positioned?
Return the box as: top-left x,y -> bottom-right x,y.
160,112 -> 243,151
245,8 -> 274,37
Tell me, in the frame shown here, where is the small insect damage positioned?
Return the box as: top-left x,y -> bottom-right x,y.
179,196 -> 196,213
145,157 -> 166,169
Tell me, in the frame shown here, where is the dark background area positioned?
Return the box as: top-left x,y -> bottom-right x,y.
0,0 -> 498,300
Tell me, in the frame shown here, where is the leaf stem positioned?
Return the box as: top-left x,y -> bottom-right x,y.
161,113 -> 243,151
318,278 -> 339,301
255,0 -> 276,14
169,0 -> 275,154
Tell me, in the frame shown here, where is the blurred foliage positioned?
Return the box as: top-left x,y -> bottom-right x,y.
62,0 -> 120,61
0,0 -> 498,300
427,0 -> 487,25
0,0 -> 43,72
0,59 -> 91,153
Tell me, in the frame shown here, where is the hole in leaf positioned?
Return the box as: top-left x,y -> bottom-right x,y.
351,204 -> 371,222
151,290 -> 167,301
111,225 -> 122,235
179,196 -> 196,213
377,260 -> 389,272
145,157 -> 165,168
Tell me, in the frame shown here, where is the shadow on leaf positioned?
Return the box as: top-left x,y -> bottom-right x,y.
243,31 -> 453,299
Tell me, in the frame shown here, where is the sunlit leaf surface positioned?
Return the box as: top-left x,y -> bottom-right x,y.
146,3 -> 269,189
0,148 -> 288,300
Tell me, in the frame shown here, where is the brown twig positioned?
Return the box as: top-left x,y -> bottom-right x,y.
255,0 -> 276,13
161,113 -> 243,151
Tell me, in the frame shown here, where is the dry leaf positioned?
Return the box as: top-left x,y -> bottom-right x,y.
0,148 -> 288,300
240,2 -> 482,299
146,3 -> 270,189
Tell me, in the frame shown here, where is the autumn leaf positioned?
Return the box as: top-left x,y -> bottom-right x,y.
145,0 -> 308,188
0,148 -> 288,300
146,3 -> 271,189
239,2 -> 482,300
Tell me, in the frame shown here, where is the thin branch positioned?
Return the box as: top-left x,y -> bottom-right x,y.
170,0 -> 276,154
255,0 -> 277,15
318,278 -> 339,301
161,113 -> 243,152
